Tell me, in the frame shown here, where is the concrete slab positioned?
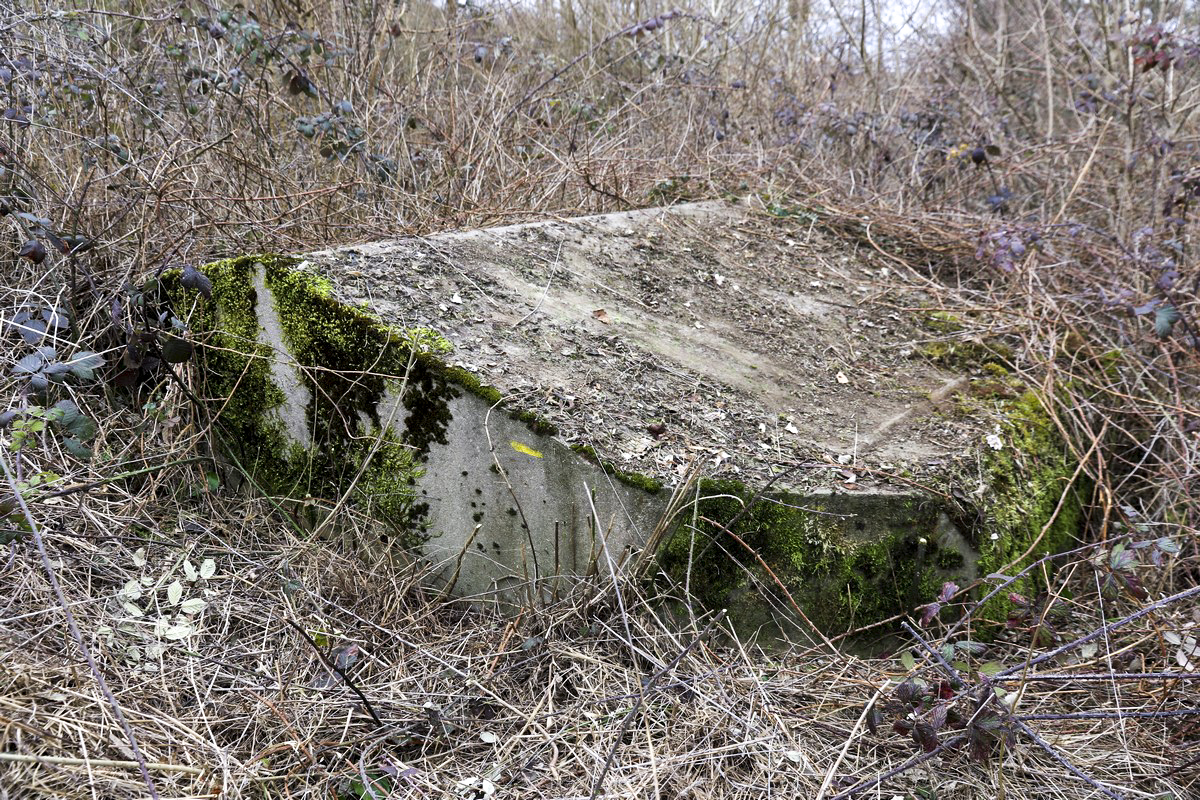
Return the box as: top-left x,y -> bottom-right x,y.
306,201 -> 979,480
189,200 -> 1081,635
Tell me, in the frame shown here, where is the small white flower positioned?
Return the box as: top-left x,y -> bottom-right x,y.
986,433 -> 1004,450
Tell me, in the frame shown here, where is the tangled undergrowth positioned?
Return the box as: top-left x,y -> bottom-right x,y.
1,0 -> 1199,797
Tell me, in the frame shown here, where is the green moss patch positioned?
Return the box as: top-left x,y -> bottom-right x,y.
654,389 -> 1087,639
570,444 -> 664,494
923,310 -> 967,334
185,255 -> 292,491
655,480 -> 970,636
174,255 -> 482,544
920,339 -> 1013,371
919,312 -> 1015,372
172,255 -> 595,546
971,391 -> 1089,620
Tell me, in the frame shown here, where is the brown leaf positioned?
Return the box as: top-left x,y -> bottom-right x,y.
18,239 -> 46,264
913,721 -> 939,752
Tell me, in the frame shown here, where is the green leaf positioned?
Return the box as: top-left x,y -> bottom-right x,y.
978,661 -> 1004,677
53,400 -> 96,440
1110,541 -> 1136,571
900,650 -> 916,672
47,403 -> 70,424
163,622 -> 193,640
1157,537 -> 1180,554
161,334 -> 194,363
42,362 -> 74,381
179,597 -> 206,614
64,350 -> 105,381
60,234 -> 93,254
13,352 -> 47,374
975,709 -> 1004,731
346,773 -> 393,799
66,414 -> 97,440
18,239 -> 46,264
62,437 -> 92,460
1155,304 -> 1181,338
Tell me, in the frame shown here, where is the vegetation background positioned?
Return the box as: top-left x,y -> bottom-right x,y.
1,0 -> 1198,797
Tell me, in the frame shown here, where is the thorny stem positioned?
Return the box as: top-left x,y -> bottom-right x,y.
588,611 -> 724,800
940,541 -> 1102,642
1017,709 -> 1200,721
995,583 -> 1200,678
998,671 -> 1200,682
0,448 -> 161,799
826,735 -> 967,800
285,619 -> 388,731
901,620 -> 963,684
1013,719 -> 1125,800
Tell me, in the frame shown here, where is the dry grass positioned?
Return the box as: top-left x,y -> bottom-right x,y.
2,0 -> 1199,797
1,500 -> 1197,799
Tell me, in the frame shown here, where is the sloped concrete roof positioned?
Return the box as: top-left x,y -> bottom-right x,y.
303,200 -> 980,495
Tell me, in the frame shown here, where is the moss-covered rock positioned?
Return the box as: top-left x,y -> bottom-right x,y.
970,391 -> 1089,620
167,247 -> 1086,633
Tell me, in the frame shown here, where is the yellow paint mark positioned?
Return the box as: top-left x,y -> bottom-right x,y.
510,440 -> 543,459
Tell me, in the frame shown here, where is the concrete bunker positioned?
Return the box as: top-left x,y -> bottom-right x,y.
177,201 -> 1087,636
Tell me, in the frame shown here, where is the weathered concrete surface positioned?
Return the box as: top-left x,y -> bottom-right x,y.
190,200 -> 1082,634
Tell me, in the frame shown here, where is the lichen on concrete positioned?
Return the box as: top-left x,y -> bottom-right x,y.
570,443 -> 664,494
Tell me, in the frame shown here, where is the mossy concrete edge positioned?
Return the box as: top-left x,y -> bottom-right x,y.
653,390 -> 1087,640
